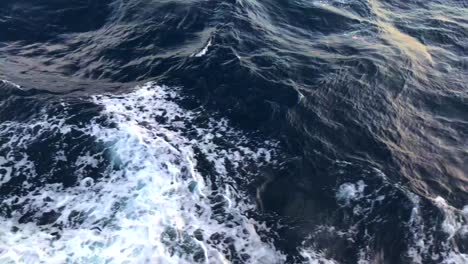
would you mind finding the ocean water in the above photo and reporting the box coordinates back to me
[0,0,467,263]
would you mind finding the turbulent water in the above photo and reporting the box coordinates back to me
[0,0,467,263]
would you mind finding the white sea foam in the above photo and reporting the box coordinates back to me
[332,163,468,264]
[193,39,212,57]
[462,206,468,236]
[0,79,23,90]
[399,193,468,264]
[0,82,285,263]
[433,196,466,238]
[299,247,338,264]
[335,180,366,206]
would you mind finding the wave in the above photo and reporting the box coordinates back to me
[0,0,467,262]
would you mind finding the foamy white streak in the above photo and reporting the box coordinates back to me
[0,82,285,264]
[193,39,212,57]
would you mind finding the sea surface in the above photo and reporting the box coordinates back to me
[0,0,467,263]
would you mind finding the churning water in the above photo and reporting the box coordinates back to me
[0,0,467,263]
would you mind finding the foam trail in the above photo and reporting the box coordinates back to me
[0,82,285,263]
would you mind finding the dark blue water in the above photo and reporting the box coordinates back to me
[0,0,467,263]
